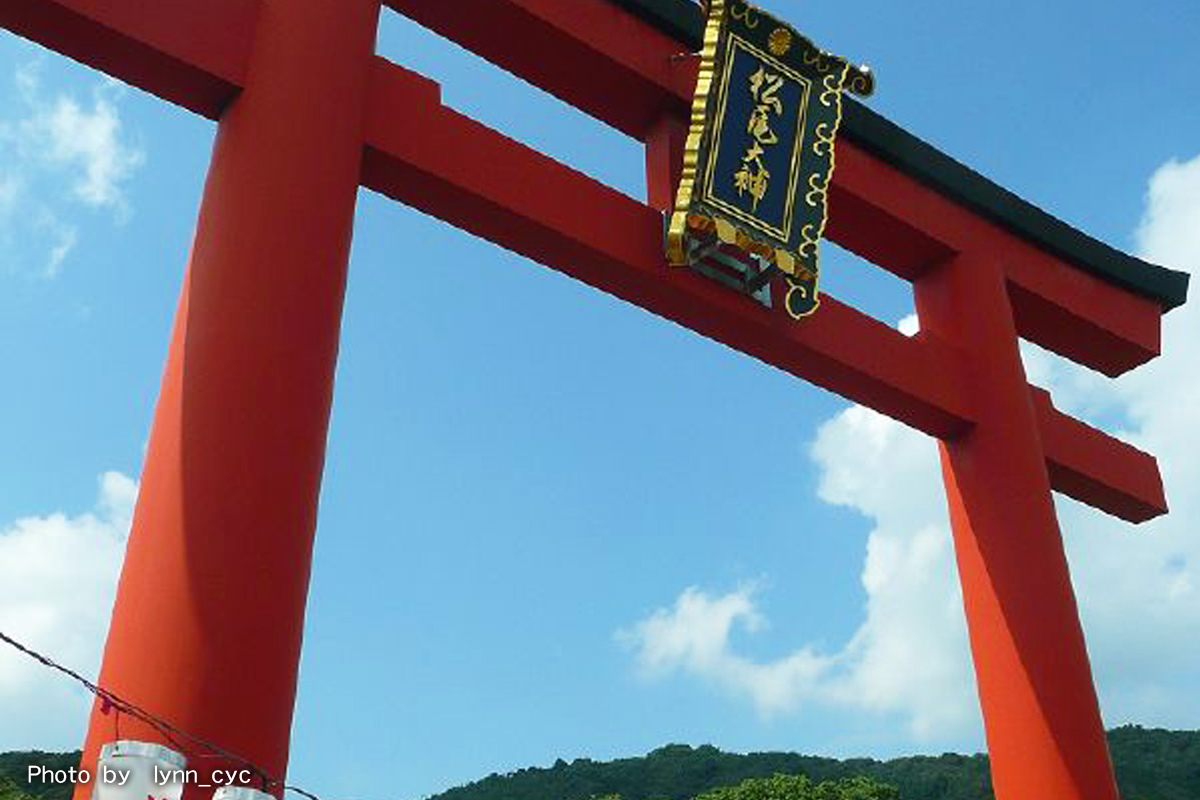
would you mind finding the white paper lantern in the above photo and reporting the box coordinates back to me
[92,741,188,800]
[214,788,275,800]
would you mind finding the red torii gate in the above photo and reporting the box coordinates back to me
[2,1,1188,799]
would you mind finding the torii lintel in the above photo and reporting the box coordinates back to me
[1,3,1189,800]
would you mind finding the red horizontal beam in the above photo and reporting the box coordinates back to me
[361,57,973,440]
[2,1,1166,521]
[383,0,1163,378]
[832,145,1163,378]
[0,0,254,119]
[360,57,1167,522]
[4,0,1161,377]
[382,0,692,140]
[1031,387,1166,522]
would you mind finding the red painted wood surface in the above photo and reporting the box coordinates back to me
[0,0,1162,375]
[919,253,1119,800]
[361,57,974,437]
[67,0,381,796]
[0,0,253,118]
[0,2,1175,800]
[384,0,1163,377]
[360,57,1164,521]
[1032,386,1166,522]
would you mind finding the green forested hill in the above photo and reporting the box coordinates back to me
[1,725,1196,800]
[1106,726,1200,800]
[425,743,987,800]
[0,752,78,800]
[1,775,34,800]
[423,726,1198,800]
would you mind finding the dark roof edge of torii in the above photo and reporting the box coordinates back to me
[611,0,1191,311]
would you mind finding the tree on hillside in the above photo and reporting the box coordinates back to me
[693,773,898,800]
[0,775,34,800]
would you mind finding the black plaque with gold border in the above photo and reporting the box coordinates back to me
[666,0,873,319]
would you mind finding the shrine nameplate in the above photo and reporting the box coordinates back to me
[666,0,874,319]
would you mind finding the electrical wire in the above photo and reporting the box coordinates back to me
[0,628,330,800]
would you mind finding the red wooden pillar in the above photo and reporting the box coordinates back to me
[644,114,687,212]
[73,0,381,794]
[916,253,1118,800]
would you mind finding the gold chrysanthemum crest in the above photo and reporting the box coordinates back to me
[768,27,792,56]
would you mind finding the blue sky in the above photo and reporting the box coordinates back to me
[1,2,1199,800]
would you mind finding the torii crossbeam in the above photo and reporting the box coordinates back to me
[2,1,1188,799]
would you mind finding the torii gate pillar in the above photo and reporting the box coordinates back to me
[2,1,1178,799]
[73,0,381,790]
[918,253,1117,799]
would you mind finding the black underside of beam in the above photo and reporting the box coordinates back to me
[610,0,1189,311]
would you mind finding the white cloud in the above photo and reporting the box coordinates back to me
[45,223,78,277]
[621,152,1200,743]
[0,174,19,217]
[15,60,41,104]
[32,207,79,279]
[0,472,136,750]
[811,404,980,739]
[618,584,834,718]
[1136,156,1200,269]
[620,406,978,741]
[0,62,143,277]
[1052,153,1200,729]
[22,81,144,215]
